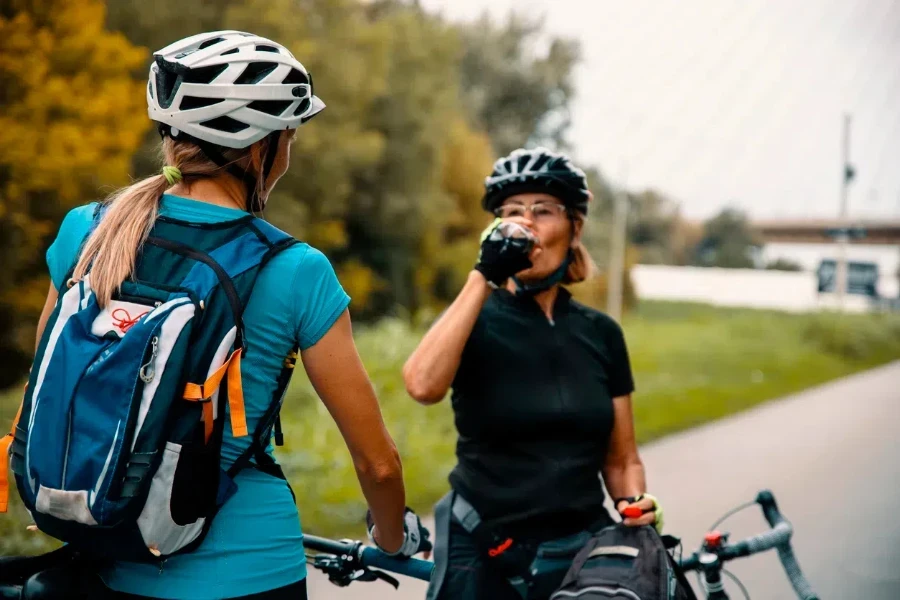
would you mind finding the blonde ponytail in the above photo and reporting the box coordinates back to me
[72,175,169,307]
[71,136,259,308]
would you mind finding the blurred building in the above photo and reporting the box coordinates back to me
[754,219,900,299]
[631,219,900,313]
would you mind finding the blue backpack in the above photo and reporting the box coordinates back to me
[2,208,298,562]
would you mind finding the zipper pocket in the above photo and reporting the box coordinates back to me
[60,402,74,485]
[552,586,642,600]
[61,341,113,489]
[106,328,164,499]
[111,296,195,498]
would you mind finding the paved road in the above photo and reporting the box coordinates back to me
[306,361,900,599]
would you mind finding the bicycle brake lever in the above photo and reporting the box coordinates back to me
[351,567,400,589]
[313,555,357,587]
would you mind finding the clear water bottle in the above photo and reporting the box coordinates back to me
[488,220,537,253]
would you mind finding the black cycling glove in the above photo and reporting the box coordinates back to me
[474,218,535,287]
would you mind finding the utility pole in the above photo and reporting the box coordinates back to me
[834,114,853,309]
[607,164,629,322]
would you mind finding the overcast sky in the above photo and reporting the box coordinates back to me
[421,0,900,220]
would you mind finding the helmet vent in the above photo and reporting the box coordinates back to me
[155,69,178,109]
[283,68,309,85]
[234,62,278,85]
[256,45,279,53]
[292,98,312,116]
[182,64,229,84]
[200,116,250,133]
[247,100,291,116]
[180,96,225,110]
[198,37,224,50]
[529,154,551,171]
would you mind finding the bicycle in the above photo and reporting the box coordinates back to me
[676,489,819,600]
[0,489,818,599]
[304,488,819,600]
[303,534,433,589]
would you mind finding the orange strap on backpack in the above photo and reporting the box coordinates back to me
[0,398,24,513]
[183,349,247,443]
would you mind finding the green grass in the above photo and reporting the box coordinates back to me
[3,301,900,555]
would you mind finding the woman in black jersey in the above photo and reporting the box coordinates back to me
[404,147,663,599]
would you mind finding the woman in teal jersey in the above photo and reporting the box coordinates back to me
[23,31,429,599]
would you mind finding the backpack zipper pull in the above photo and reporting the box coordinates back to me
[140,336,159,383]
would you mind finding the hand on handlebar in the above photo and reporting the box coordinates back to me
[367,507,433,559]
[616,493,665,534]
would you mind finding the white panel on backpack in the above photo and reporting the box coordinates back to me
[91,299,156,338]
[35,486,99,526]
[131,299,196,451]
[136,442,205,556]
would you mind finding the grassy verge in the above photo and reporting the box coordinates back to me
[3,301,900,555]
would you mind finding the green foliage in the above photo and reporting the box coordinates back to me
[4,303,899,552]
[104,0,583,321]
[694,207,760,269]
[766,257,803,272]
[624,303,900,441]
[0,0,589,361]
[0,0,149,386]
[457,13,581,154]
[801,311,900,361]
[0,0,589,412]
[626,189,701,267]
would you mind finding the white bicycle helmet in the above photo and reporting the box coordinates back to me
[147,30,324,149]
[483,147,591,215]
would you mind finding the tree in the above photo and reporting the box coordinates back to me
[422,117,495,306]
[766,258,803,272]
[105,0,245,177]
[102,0,583,319]
[693,208,760,269]
[625,189,701,266]
[106,0,240,55]
[0,0,148,386]
[456,13,580,155]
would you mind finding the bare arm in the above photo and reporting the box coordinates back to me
[301,309,406,552]
[35,282,58,352]
[402,270,492,404]
[602,394,648,505]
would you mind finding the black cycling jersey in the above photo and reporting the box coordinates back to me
[447,287,635,542]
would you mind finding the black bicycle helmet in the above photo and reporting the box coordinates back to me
[482,147,591,215]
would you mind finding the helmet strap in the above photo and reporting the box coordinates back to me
[513,249,573,297]
[255,131,282,212]
[512,215,578,297]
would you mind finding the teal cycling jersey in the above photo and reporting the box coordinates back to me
[44,194,351,600]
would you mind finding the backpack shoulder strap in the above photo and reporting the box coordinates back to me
[158,219,298,442]
[226,344,298,484]
[246,217,296,250]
